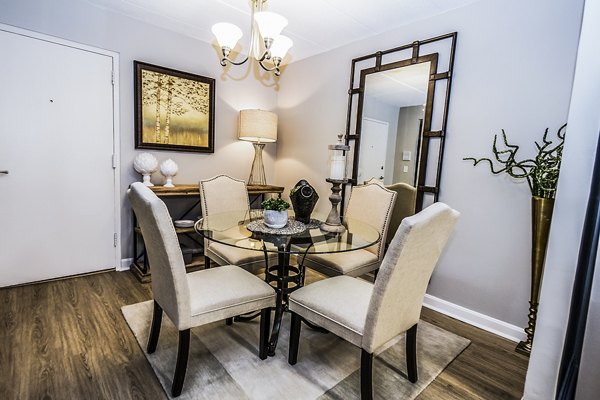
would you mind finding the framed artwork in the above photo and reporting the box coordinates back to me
[134,61,215,153]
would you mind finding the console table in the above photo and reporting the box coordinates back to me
[131,183,284,282]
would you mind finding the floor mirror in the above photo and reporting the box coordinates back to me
[343,32,458,212]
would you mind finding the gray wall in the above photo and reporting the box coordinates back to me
[275,0,584,327]
[393,106,423,185]
[524,0,600,397]
[0,0,279,259]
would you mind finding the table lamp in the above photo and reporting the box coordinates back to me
[239,109,278,186]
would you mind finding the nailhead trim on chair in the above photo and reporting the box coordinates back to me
[199,174,251,217]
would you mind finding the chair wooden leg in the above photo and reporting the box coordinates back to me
[171,329,190,397]
[147,300,162,354]
[204,255,211,269]
[259,308,271,360]
[288,312,302,365]
[406,324,418,383]
[361,349,374,400]
[225,317,233,326]
[372,268,379,281]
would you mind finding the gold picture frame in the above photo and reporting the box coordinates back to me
[134,61,215,153]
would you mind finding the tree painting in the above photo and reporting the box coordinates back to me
[135,62,215,153]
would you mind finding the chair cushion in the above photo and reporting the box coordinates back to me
[303,249,380,277]
[187,265,275,327]
[289,276,373,347]
[207,242,277,273]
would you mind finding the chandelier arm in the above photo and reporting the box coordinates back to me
[258,60,281,76]
[256,49,271,62]
[221,56,250,66]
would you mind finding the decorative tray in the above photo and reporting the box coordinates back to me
[246,218,321,235]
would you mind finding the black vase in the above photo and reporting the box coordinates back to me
[290,180,319,224]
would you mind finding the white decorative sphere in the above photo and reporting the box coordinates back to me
[160,159,178,188]
[160,159,178,177]
[133,153,158,186]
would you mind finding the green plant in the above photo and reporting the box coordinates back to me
[261,197,290,211]
[463,124,566,199]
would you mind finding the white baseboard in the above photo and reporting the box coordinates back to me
[423,294,526,343]
[119,258,133,272]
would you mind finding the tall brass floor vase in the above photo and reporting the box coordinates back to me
[516,196,555,356]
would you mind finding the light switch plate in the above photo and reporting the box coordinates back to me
[402,151,411,161]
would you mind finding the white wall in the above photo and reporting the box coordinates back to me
[0,0,279,258]
[275,0,583,328]
[524,0,600,397]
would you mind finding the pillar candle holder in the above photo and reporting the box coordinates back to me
[320,178,348,233]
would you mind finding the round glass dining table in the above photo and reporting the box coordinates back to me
[194,209,380,356]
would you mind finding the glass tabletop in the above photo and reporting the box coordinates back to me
[195,210,380,255]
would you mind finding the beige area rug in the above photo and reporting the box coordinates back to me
[122,301,470,399]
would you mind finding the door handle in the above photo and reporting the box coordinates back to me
[0,170,8,175]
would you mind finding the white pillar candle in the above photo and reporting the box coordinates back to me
[330,157,346,180]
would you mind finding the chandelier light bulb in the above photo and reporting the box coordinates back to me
[211,22,243,50]
[254,11,288,41]
[270,35,293,59]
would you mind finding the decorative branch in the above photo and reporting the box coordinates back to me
[464,124,567,199]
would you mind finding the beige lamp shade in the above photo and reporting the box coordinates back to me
[238,109,278,143]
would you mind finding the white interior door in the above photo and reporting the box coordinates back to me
[0,28,118,287]
[358,118,389,183]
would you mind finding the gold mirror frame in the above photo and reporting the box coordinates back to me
[344,33,457,212]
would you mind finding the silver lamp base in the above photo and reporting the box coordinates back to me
[248,142,267,186]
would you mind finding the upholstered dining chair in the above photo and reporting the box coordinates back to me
[128,182,276,397]
[303,182,397,277]
[199,174,276,272]
[384,182,417,246]
[287,202,459,400]
[364,178,417,247]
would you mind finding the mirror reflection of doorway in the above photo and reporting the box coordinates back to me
[358,118,388,183]
[360,62,428,186]
[393,108,424,185]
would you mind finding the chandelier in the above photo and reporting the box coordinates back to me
[212,0,293,76]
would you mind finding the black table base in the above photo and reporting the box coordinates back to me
[264,244,307,356]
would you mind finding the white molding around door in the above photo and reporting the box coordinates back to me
[0,22,121,275]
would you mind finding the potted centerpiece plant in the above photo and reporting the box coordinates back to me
[464,123,566,356]
[261,197,291,229]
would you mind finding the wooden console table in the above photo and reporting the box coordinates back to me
[131,183,284,282]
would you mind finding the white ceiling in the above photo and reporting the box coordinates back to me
[365,62,430,108]
[85,0,480,63]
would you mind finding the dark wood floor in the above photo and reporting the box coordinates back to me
[0,270,529,399]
